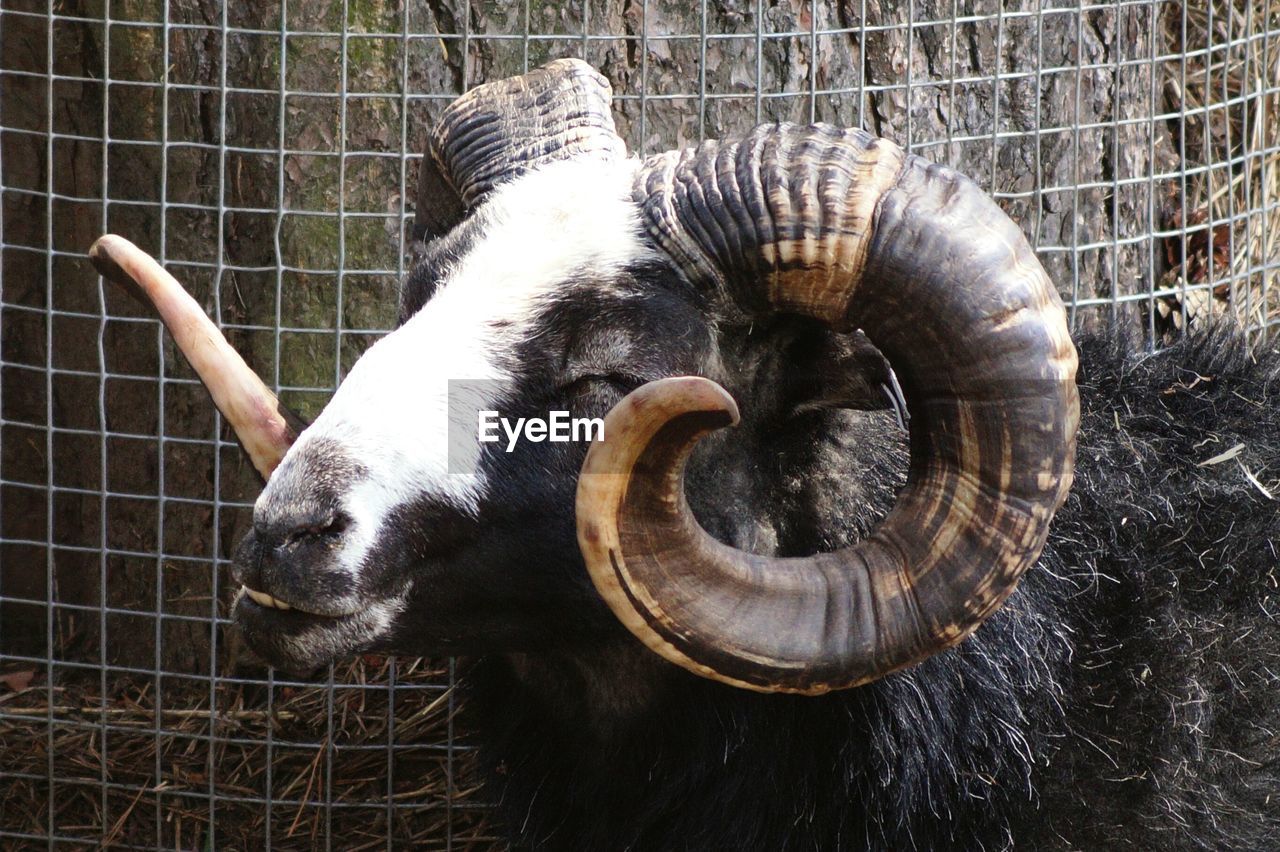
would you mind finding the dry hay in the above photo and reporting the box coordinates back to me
[0,656,499,850]
[1158,0,1280,336]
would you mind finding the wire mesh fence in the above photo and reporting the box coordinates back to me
[2,0,1277,848]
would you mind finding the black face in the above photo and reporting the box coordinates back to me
[229,241,717,674]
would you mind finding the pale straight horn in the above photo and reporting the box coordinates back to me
[89,234,300,479]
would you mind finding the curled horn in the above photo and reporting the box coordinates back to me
[576,124,1079,695]
[414,58,627,244]
[89,235,302,479]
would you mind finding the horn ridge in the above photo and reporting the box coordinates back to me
[415,58,627,244]
[634,124,905,325]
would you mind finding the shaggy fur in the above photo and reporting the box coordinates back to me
[464,327,1280,851]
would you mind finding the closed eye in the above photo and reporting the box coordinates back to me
[559,373,642,397]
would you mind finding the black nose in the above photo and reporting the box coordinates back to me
[252,505,348,552]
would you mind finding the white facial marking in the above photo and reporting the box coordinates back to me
[261,157,650,574]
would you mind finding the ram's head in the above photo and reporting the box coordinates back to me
[92,59,1078,695]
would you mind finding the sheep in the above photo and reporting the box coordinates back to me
[90,59,1279,850]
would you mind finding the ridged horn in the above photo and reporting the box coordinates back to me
[89,235,302,480]
[414,58,627,244]
[576,124,1080,695]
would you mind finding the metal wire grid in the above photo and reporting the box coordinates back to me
[1,0,1278,848]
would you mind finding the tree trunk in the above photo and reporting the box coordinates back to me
[1,0,319,670]
[853,0,1179,325]
[454,0,1176,316]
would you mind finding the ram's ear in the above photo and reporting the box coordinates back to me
[783,330,905,423]
[414,58,627,245]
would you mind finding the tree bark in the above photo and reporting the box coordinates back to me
[1,0,297,670]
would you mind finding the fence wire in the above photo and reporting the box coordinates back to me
[2,0,1278,848]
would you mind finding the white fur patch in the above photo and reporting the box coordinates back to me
[260,157,650,574]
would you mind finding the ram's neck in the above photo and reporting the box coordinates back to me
[495,644,677,739]
[461,629,1054,852]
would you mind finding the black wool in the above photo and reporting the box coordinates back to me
[463,327,1280,852]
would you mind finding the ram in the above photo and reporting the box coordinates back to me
[91,60,1278,850]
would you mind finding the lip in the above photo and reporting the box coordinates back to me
[236,585,364,618]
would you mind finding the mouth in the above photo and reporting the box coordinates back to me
[241,586,296,611]
[232,586,405,674]
[236,584,366,618]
